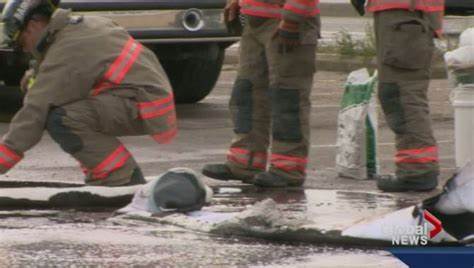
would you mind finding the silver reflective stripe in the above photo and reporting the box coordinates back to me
[94,148,131,178]
[285,0,318,10]
[241,5,282,15]
[272,159,304,167]
[108,41,139,83]
[0,151,14,167]
[139,102,174,116]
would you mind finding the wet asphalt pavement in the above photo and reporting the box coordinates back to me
[0,69,455,267]
[0,188,409,267]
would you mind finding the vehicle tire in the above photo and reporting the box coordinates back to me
[160,48,225,104]
[3,72,23,87]
[1,63,27,86]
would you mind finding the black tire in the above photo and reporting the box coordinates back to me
[0,51,29,87]
[160,48,225,104]
[2,71,23,86]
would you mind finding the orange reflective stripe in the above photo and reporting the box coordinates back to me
[137,94,175,120]
[0,144,21,169]
[271,154,307,173]
[229,147,250,156]
[367,0,444,12]
[284,0,320,16]
[395,146,439,164]
[103,38,135,82]
[272,162,306,172]
[241,0,281,9]
[92,37,143,96]
[397,146,437,156]
[284,4,319,16]
[241,0,320,18]
[240,0,283,18]
[0,158,14,169]
[79,163,89,176]
[240,8,282,18]
[252,152,267,169]
[113,42,143,84]
[271,154,308,164]
[227,154,249,166]
[227,147,267,169]
[92,145,131,179]
[289,0,318,7]
[367,3,443,12]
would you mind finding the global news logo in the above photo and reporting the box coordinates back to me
[388,210,442,246]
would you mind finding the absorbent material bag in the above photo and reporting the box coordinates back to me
[336,68,378,180]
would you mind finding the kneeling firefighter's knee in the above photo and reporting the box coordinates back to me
[46,107,84,154]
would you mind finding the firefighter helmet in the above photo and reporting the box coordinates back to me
[1,0,60,47]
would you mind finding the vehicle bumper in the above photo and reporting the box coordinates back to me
[79,8,240,43]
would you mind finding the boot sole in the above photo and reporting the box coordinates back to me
[202,169,254,184]
[377,181,438,193]
[254,179,304,188]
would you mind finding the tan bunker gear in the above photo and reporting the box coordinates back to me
[221,0,320,185]
[0,9,177,186]
[370,0,444,189]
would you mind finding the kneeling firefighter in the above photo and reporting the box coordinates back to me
[351,0,444,192]
[0,0,177,186]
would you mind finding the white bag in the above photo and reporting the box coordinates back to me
[336,68,378,180]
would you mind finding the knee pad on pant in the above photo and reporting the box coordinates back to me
[230,79,253,134]
[46,107,84,154]
[378,83,407,135]
[271,88,302,142]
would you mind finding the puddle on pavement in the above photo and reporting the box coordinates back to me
[0,186,411,267]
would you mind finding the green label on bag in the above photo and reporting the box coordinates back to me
[340,78,377,110]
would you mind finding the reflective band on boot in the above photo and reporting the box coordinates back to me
[89,144,132,180]
[396,146,439,164]
[0,144,22,172]
[271,153,307,174]
[227,147,267,170]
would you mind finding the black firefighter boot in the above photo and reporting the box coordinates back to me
[375,172,438,192]
[202,164,255,184]
[253,171,304,188]
[119,167,146,186]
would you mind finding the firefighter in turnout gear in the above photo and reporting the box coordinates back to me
[202,0,320,187]
[351,0,444,192]
[0,0,177,186]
